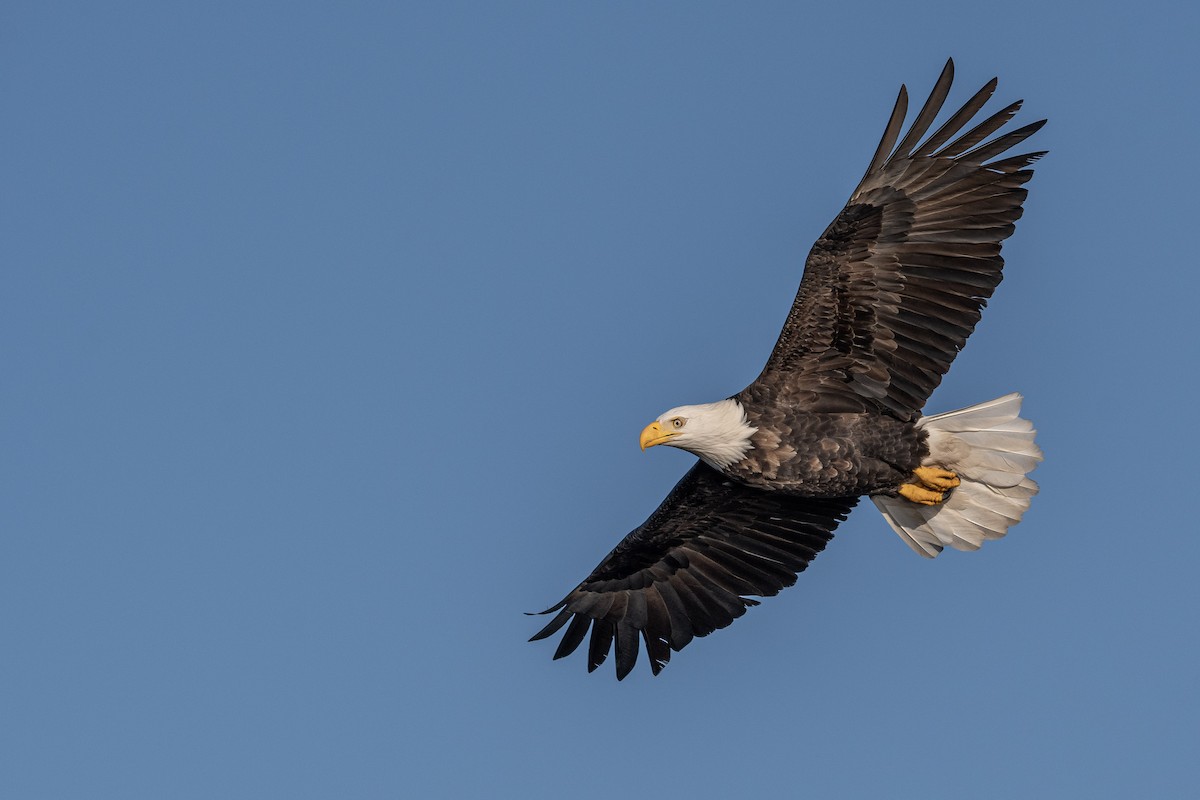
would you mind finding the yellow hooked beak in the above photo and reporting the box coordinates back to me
[640,421,677,451]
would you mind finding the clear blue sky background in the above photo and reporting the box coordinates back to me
[5,2,1198,798]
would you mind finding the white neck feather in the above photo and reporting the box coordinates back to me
[660,398,757,470]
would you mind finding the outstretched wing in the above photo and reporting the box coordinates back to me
[756,59,1046,420]
[530,462,857,679]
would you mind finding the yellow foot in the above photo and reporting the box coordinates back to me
[897,483,946,506]
[912,466,960,492]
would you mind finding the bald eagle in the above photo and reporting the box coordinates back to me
[531,60,1045,679]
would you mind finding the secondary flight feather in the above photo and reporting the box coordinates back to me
[530,60,1045,679]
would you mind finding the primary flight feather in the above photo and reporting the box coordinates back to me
[531,60,1045,679]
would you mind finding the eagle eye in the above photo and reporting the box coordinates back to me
[670,417,685,429]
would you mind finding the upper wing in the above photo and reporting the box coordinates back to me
[529,462,857,679]
[756,59,1046,419]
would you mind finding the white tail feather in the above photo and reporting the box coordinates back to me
[872,393,1043,558]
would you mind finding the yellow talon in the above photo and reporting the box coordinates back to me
[897,483,946,506]
[912,466,960,492]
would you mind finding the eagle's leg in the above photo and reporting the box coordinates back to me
[897,483,946,505]
[895,467,960,505]
[912,466,960,492]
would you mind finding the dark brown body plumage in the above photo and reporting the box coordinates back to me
[532,60,1045,679]
[730,397,928,498]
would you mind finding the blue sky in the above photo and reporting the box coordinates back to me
[5,2,1199,797]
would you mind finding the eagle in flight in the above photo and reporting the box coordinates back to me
[530,60,1045,679]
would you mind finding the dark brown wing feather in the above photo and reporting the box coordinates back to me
[530,462,857,679]
[757,59,1046,419]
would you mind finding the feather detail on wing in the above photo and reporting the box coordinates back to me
[530,463,857,679]
[757,59,1046,419]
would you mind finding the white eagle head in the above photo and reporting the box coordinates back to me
[639,398,757,470]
